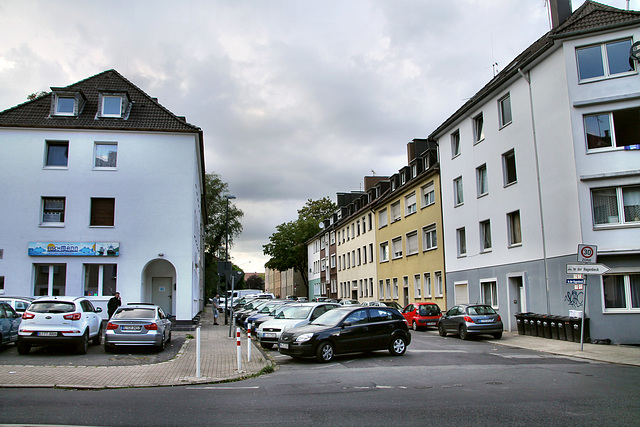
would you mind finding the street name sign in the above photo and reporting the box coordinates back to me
[566,264,610,275]
[566,278,585,285]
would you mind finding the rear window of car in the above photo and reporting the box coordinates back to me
[276,306,313,319]
[419,304,441,316]
[29,302,76,313]
[113,308,156,319]
[467,306,496,315]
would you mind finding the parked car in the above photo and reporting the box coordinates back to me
[250,302,295,333]
[438,304,503,340]
[0,302,21,346]
[104,304,172,352]
[17,296,103,354]
[244,300,290,331]
[0,296,35,313]
[339,299,359,306]
[234,299,271,327]
[278,305,411,362]
[257,302,340,349]
[402,302,442,331]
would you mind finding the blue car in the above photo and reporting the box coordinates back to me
[0,302,21,346]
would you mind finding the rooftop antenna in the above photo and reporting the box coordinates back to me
[371,169,376,176]
[492,62,499,77]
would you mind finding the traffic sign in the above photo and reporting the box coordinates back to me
[578,244,597,263]
[566,263,610,275]
[566,278,585,285]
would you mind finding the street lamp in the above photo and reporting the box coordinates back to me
[224,194,236,325]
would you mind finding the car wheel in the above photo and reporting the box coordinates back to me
[17,341,31,355]
[438,323,447,337]
[261,343,273,349]
[167,331,172,343]
[492,332,503,339]
[157,333,166,352]
[389,336,407,356]
[412,320,420,331]
[76,331,89,354]
[459,325,470,341]
[315,341,334,363]
[92,325,103,346]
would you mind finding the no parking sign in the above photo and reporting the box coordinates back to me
[577,244,597,263]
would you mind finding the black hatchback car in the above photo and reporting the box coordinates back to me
[278,305,411,363]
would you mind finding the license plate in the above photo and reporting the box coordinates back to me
[121,325,141,331]
[37,331,58,337]
[279,343,289,349]
[426,322,436,326]
[264,333,276,338]
[479,319,494,323]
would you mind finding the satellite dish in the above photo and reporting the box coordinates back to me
[319,221,325,229]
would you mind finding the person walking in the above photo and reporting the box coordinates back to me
[212,294,220,325]
[108,292,121,318]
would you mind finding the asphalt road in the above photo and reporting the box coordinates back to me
[1,329,639,426]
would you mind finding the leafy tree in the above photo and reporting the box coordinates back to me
[27,91,48,101]
[245,274,265,291]
[263,197,336,296]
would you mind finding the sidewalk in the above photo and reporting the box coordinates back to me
[0,308,271,389]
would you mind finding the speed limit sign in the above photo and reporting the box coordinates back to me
[578,244,597,263]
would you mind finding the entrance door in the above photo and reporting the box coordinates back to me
[508,276,525,332]
[152,277,173,315]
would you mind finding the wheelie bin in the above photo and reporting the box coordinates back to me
[570,316,590,343]
[548,316,560,340]
[562,316,574,342]
[535,315,545,337]
[515,312,530,335]
[541,316,552,339]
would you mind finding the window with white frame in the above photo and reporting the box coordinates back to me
[456,227,466,257]
[45,141,69,167]
[502,149,517,186]
[424,273,432,297]
[369,243,374,263]
[84,264,117,296]
[392,237,403,259]
[421,181,435,207]
[414,274,422,298]
[379,280,385,299]
[378,208,388,228]
[405,192,417,216]
[94,142,118,168]
[584,107,640,151]
[393,278,399,299]
[473,113,484,143]
[41,197,65,224]
[592,185,640,225]
[380,242,389,262]
[602,274,639,311]
[576,38,635,82]
[476,163,488,197]
[357,249,361,266]
[330,254,336,269]
[34,264,67,296]
[330,231,335,245]
[435,272,443,297]
[480,220,492,252]
[422,224,437,251]
[451,129,461,158]
[454,176,464,206]
[391,201,401,222]
[507,210,522,246]
[498,93,512,128]
[90,198,115,226]
[101,95,123,117]
[54,95,76,116]
[481,280,498,307]
[386,279,391,299]
[406,231,418,256]
[362,246,367,264]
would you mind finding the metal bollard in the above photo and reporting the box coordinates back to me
[247,322,252,362]
[196,326,201,378]
[236,327,242,371]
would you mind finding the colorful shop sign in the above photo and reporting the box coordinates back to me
[28,242,120,256]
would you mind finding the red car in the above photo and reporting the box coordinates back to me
[402,302,442,331]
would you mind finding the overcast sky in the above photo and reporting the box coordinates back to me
[1,0,636,272]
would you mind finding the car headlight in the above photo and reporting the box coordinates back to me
[295,333,314,343]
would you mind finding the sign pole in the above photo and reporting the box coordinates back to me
[228,273,235,338]
[580,276,587,352]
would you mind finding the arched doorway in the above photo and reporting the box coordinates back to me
[141,258,176,316]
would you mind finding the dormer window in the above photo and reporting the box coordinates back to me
[98,92,130,119]
[56,97,76,115]
[51,89,86,117]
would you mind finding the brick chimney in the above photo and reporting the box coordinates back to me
[550,0,572,28]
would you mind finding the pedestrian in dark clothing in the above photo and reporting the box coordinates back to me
[108,292,121,318]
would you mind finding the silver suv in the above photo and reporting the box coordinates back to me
[18,296,103,354]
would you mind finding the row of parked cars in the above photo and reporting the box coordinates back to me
[0,295,172,354]
[228,296,503,363]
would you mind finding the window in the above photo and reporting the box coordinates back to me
[405,192,416,216]
[480,220,492,251]
[378,208,388,228]
[507,210,522,246]
[41,197,65,224]
[457,227,467,257]
[84,264,117,296]
[55,96,76,115]
[90,198,115,226]
[0,276,4,293]
[422,224,437,251]
[393,278,399,299]
[380,242,389,262]
[454,177,464,206]
[94,142,117,168]
[414,274,422,298]
[102,95,123,117]
[584,107,640,151]
[498,93,512,128]
[502,149,517,186]
[451,129,461,158]
[357,249,361,266]
[592,185,640,225]
[602,274,639,311]
[391,202,401,222]
[476,164,488,197]
[406,231,418,256]
[45,141,69,167]
[481,280,498,307]
[473,113,484,143]
[34,264,67,296]
[330,254,336,269]
[363,246,367,264]
[330,231,336,245]
[386,279,392,300]
[379,280,385,299]
[435,272,443,297]
[369,243,374,263]
[424,273,432,298]
[422,181,435,207]
[392,237,403,259]
[576,39,635,81]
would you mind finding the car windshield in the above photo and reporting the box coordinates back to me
[275,306,313,319]
[311,309,346,326]
[467,305,497,315]
[113,308,155,319]
[419,305,440,316]
[29,302,75,313]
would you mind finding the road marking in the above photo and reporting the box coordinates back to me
[188,386,260,390]
[490,353,544,359]
[408,349,467,353]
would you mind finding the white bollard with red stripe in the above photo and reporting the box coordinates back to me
[247,322,252,362]
[236,327,242,371]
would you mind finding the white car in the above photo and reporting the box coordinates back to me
[0,296,35,313]
[18,296,103,354]
[257,303,339,349]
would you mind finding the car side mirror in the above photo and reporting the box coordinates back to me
[342,321,352,328]
[96,307,103,313]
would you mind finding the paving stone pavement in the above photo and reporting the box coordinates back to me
[0,308,271,389]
